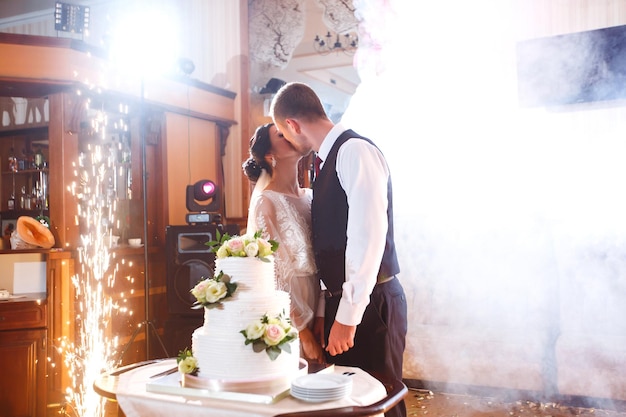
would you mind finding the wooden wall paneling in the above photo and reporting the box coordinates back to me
[128,112,144,243]
[143,111,165,246]
[233,0,251,225]
[163,113,219,226]
[143,110,168,359]
[46,251,74,414]
[215,122,230,221]
[47,92,80,250]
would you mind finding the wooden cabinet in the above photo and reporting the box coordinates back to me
[0,297,47,417]
[0,252,74,417]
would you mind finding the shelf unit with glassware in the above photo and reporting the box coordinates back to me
[0,126,49,220]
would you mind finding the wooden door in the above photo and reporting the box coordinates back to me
[0,327,46,417]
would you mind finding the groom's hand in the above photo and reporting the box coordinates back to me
[325,321,356,356]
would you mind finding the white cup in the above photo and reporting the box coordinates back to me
[128,238,142,247]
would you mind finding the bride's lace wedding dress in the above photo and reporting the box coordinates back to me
[247,188,320,332]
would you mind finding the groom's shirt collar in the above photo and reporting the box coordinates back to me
[318,123,346,162]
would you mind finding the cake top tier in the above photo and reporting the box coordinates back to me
[207,230,279,260]
[214,256,276,296]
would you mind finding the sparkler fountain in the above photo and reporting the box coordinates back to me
[56,11,179,412]
[60,98,131,417]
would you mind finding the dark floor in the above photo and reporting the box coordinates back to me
[405,388,626,417]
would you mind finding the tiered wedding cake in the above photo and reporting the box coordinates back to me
[183,232,301,384]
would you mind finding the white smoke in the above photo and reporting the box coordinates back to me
[343,0,626,401]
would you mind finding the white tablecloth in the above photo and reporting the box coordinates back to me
[115,359,387,417]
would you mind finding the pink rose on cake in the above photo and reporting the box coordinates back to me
[263,323,286,346]
[240,311,298,361]
[190,271,237,309]
[223,236,246,256]
[207,230,278,261]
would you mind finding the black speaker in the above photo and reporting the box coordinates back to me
[165,223,241,316]
[164,316,203,356]
[165,225,218,316]
[164,224,241,354]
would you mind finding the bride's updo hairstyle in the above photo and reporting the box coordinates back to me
[242,123,274,182]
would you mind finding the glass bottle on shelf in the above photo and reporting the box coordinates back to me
[18,149,26,171]
[40,171,48,209]
[20,186,32,209]
[7,161,16,209]
[31,186,38,210]
[34,147,44,169]
[29,148,35,169]
[25,189,32,210]
[8,148,17,172]
[19,186,25,209]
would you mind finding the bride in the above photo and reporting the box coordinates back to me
[242,123,324,363]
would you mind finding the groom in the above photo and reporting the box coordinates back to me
[270,82,408,417]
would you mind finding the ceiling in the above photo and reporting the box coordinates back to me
[287,0,360,94]
[250,0,360,119]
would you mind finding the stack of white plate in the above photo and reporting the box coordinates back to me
[290,373,353,403]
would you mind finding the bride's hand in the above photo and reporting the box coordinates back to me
[313,316,325,348]
[299,327,324,363]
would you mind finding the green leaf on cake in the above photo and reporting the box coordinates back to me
[252,340,267,353]
[278,341,292,354]
[267,346,281,361]
[205,230,232,253]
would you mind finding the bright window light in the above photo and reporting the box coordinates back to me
[108,4,180,79]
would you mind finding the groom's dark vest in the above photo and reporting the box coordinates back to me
[311,130,400,295]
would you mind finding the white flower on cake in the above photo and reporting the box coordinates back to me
[240,311,298,361]
[244,320,266,340]
[207,230,278,261]
[190,271,237,309]
[177,348,198,375]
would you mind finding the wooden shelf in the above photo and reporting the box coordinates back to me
[0,124,48,136]
[1,168,49,175]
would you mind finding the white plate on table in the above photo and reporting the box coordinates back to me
[291,373,352,402]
